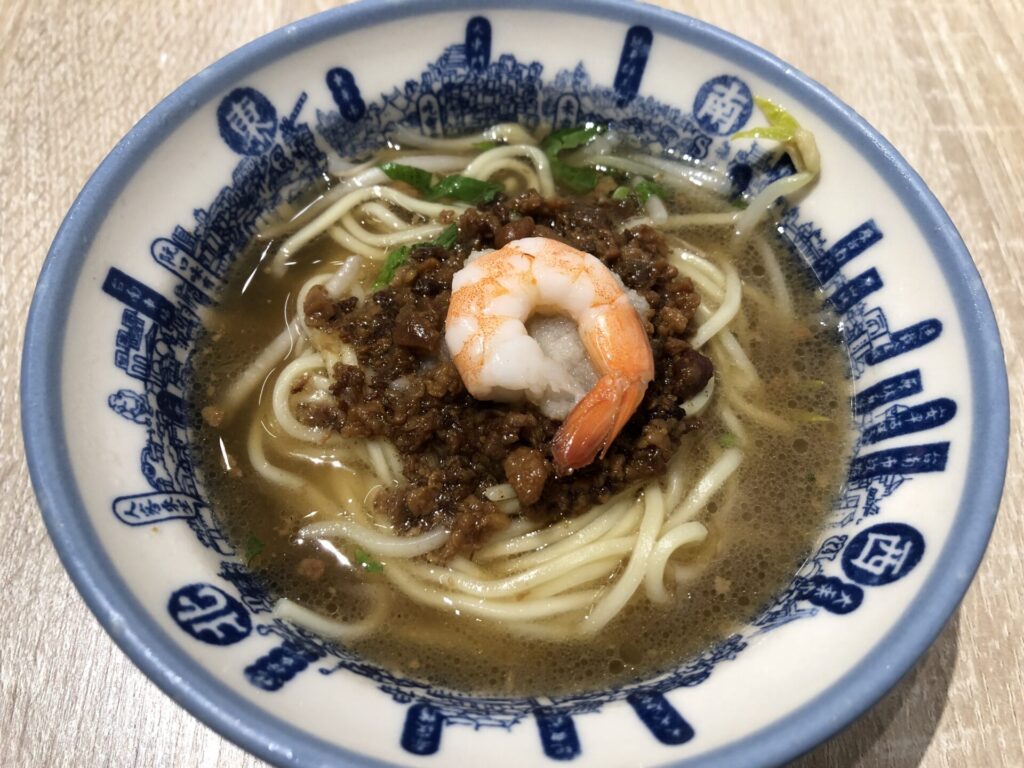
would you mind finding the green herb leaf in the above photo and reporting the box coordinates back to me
[426,175,502,204]
[551,160,601,194]
[431,223,459,249]
[540,123,607,194]
[611,179,669,204]
[244,535,263,562]
[718,433,738,449]
[633,179,669,204]
[382,163,503,204]
[379,162,434,194]
[473,139,500,150]
[372,224,459,290]
[372,245,411,290]
[540,123,606,155]
[355,548,384,573]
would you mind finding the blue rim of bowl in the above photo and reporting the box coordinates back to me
[21,1,1009,766]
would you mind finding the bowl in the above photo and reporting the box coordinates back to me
[21,1,1009,766]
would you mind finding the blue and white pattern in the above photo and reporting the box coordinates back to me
[103,93,327,556]
[693,75,753,135]
[168,583,252,645]
[95,16,953,759]
[842,523,925,586]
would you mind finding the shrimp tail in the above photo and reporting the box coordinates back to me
[551,374,648,476]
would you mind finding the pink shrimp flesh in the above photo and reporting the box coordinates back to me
[444,237,654,475]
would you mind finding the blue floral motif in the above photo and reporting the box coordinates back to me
[102,90,327,555]
[726,142,797,197]
[168,583,252,645]
[317,17,545,155]
[218,87,279,155]
[316,17,722,164]
[228,595,747,756]
[752,536,848,632]
[613,26,653,106]
[326,68,367,123]
[218,561,274,614]
[100,15,953,760]
[693,75,753,135]
[842,523,925,586]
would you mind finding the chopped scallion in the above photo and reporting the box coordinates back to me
[430,222,459,249]
[540,123,606,155]
[372,246,411,290]
[378,163,501,204]
[244,535,263,562]
[379,162,433,195]
[426,174,502,204]
[632,178,669,204]
[541,123,606,193]
[552,162,601,194]
[372,224,459,290]
[355,548,384,573]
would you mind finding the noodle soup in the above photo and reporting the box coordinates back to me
[191,121,851,695]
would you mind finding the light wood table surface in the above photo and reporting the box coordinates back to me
[2,1,1021,766]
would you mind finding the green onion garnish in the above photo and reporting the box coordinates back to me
[426,175,502,204]
[541,123,606,193]
[372,223,459,290]
[244,535,263,562]
[379,162,434,195]
[355,548,384,573]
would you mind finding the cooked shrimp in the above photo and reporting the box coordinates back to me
[445,237,654,475]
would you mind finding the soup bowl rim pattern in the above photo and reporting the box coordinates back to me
[21,1,1009,766]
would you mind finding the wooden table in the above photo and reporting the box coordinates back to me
[2,1,1021,765]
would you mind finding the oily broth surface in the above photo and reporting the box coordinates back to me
[191,201,851,696]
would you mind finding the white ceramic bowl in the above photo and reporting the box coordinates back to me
[22,1,1009,766]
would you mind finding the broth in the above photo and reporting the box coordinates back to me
[190,138,851,696]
